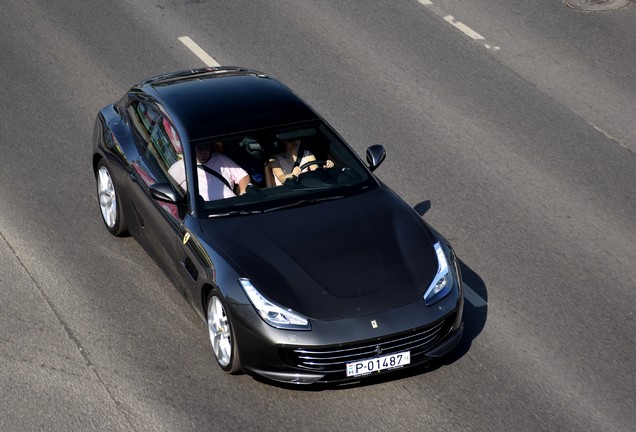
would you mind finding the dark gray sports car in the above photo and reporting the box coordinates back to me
[92,67,463,384]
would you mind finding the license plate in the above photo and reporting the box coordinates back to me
[346,350,411,377]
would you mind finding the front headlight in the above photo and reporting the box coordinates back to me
[423,242,456,306]
[239,278,311,330]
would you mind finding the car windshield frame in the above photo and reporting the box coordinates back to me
[183,121,378,217]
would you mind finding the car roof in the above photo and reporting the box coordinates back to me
[138,67,320,142]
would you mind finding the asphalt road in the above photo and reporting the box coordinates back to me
[1,1,634,431]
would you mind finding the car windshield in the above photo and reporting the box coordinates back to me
[170,122,375,216]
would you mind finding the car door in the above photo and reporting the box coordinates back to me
[124,99,185,286]
[171,214,214,315]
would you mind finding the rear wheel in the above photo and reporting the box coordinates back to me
[96,160,127,236]
[207,290,241,374]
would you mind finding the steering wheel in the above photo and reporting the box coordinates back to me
[299,160,327,171]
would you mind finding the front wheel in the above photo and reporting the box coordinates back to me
[96,160,127,236]
[207,290,241,374]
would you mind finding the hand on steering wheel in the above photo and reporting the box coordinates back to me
[299,160,327,171]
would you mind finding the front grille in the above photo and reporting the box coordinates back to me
[281,316,453,375]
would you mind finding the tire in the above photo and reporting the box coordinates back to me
[207,290,242,374]
[96,159,128,236]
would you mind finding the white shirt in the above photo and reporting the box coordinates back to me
[169,153,248,201]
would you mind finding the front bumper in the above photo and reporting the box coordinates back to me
[251,322,464,385]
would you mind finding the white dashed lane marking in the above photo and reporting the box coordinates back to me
[444,15,485,40]
[179,36,220,67]
[418,1,500,50]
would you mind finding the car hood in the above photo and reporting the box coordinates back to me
[200,188,438,321]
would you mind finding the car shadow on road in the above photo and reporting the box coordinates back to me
[411,200,489,369]
[440,259,488,365]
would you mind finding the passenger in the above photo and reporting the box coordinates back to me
[169,141,250,201]
[269,137,333,186]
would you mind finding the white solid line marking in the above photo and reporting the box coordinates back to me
[443,15,485,40]
[418,0,434,5]
[463,282,488,308]
[178,36,220,67]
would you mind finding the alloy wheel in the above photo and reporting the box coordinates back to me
[207,296,232,367]
[97,165,117,229]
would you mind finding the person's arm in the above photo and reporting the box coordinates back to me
[214,153,250,194]
[304,154,318,171]
[237,174,250,194]
[270,157,300,183]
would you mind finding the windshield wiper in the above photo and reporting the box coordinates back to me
[262,195,344,213]
[205,194,344,217]
[207,209,263,218]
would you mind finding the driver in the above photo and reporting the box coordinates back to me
[269,137,326,185]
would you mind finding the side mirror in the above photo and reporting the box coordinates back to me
[150,182,181,204]
[366,145,386,172]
